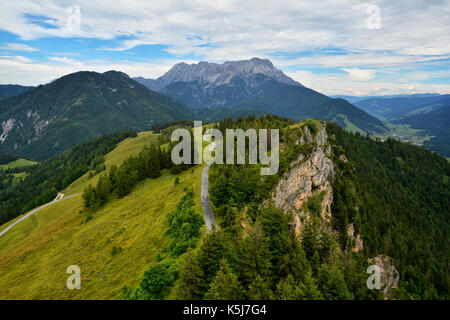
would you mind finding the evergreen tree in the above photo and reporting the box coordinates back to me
[275,275,305,300]
[317,264,353,300]
[247,275,274,300]
[82,184,95,208]
[205,259,241,300]
[237,224,272,287]
[175,250,204,300]
[298,269,323,300]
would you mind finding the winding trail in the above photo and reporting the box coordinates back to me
[201,164,217,232]
[0,193,78,238]
[201,140,218,232]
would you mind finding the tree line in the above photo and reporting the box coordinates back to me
[82,135,195,211]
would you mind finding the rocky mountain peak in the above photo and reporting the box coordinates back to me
[140,57,301,91]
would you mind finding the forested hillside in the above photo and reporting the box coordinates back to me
[0,71,191,160]
[327,123,449,299]
[124,115,449,300]
[0,84,33,100]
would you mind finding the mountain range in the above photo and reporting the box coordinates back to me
[351,94,450,120]
[0,58,391,161]
[134,58,388,135]
[0,71,191,160]
[331,93,441,104]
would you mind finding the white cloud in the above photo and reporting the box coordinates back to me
[48,56,84,67]
[286,70,450,96]
[0,0,449,95]
[0,55,33,63]
[0,43,38,52]
[0,53,448,96]
[1,0,449,61]
[272,52,450,69]
[342,68,377,81]
[0,55,179,85]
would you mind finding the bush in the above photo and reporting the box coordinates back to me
[111,246,122,256]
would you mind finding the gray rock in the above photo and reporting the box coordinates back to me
[134,57,302,91]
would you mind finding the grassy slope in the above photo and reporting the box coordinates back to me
[0,131,204,299]
[0,158,37,169]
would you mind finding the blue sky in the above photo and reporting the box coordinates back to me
[0,0,449,96]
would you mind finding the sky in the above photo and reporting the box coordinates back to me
[0,0,449,96]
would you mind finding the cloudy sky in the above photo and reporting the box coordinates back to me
[0,0,449,96]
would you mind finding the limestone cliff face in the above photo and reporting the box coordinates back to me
[347,223,363,252]
[272,123,334,235]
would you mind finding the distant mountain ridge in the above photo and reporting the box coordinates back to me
[134,58,388,135]
[0,71,192,160]
[332,93,441,104]
[353,94,450,120]
[0,84,33,100]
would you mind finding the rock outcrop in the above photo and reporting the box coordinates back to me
[272,122,334,235]
[347,223,363,252]
[368,255,400,299]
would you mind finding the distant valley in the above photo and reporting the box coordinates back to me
[339,94,450,157]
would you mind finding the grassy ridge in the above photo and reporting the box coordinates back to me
[0,158,37,170]
[0,131,204,299]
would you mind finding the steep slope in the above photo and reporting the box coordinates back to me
[0,71,192,160]
[0,84,33,100]
[135,58,387,135]
[327,123,450,299]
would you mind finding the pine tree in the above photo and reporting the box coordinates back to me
[298,269,323,300]
[82,184,95,208]
[205,259,241,300]
[247,274,274,300]
[275,275,304,300]
[175,250,204,299]
[317,264,353,300]
[237,224,271,287]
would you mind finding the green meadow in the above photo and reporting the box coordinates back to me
[0,131,204,299]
